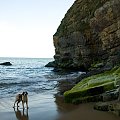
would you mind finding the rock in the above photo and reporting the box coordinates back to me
[94,102,110,111]
[63,67,120,104]
[94,101,119,111]
[0,62,12,66]
[94,101,120,116]
[110,103,120,116]
[53,0,120,70]
[45,61,56,67]
[102,88,119,102]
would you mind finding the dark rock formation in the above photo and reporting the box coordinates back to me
[53,0,120,70]
[94,102,110,111]
[102,88,119,102]
[0,62,12,66]
[94,101,120,116]
[45,61,55,67]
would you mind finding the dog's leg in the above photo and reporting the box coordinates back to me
[17,101,20,108]
[13,100,17,108]
[23,108,25,116]
[17,102,18,108]
[22,101,24,109]
[26,108,28,117]
[13,102,16,108]
[26,101,28,109]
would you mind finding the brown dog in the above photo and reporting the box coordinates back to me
[13,92,28,109]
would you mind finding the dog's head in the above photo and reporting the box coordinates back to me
[22,92,28,96]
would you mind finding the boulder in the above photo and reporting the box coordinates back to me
[94,101,120,116]
[94,102,110,111]
[0,62,12,66]
[45,61,55,67]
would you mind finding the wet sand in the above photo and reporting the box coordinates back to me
[0,93,59,120]
[0,94,120,120]
[58,103,120,120]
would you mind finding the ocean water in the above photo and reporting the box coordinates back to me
[0,58,56,98]
[0,57,81,120]
[0,57,81,98]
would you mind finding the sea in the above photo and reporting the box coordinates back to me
[0,57,56,98]
[0,57,81,120]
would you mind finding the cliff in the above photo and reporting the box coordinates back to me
[53,0,120,70]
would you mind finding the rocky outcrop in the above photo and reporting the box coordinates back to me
[94,101,120,116]
[63,67,120,104]
[53,0,120,70]
[45,61,56,67]
[0,62,12,66]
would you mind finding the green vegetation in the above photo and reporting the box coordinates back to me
[90,62,104,70]
[64,67,120,103]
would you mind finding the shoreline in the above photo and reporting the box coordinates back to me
[0,93,120,120]
[0,102,119,120]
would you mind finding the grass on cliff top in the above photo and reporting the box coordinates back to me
[64,67,120,103]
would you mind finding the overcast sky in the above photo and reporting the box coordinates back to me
[0,0,75,58]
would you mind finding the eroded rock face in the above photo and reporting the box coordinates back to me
[53,0,120,70]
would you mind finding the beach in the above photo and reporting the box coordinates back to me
[0,92,78,120]
[0,58,120,120]
[0,94,120,120]
[0,93,59,120]
[58,103,120,120]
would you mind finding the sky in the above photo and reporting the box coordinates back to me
[0,0,75,58]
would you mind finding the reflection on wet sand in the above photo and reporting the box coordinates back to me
[55,94,78,114]
[14,108,29,120]
[54,93,120,120]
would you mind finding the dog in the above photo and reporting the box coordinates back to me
[13,92,28,109]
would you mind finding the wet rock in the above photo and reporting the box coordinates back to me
[110,103,120,116]
[94,101,120,116]
[94,102,110,111]
[102,88,119,102]
[45,61,55,67]
[0,62,12,66]
[57,80,75,95]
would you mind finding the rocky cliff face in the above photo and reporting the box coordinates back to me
[53,0,120,70]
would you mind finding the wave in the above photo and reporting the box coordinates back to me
[0,79,40,88]
[0,57,82,99]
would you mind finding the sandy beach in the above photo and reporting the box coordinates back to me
[0,93,119,120]
[58,103,120,120]
[0,93,59,120]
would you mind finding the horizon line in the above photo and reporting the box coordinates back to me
[0,56,54,59]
